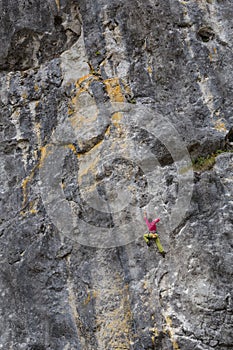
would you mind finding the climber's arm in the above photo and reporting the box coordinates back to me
[144,213,151,229]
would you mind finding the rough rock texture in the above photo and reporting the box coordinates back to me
[0,0,233,349]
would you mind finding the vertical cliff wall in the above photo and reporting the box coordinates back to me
[0,1,232,349]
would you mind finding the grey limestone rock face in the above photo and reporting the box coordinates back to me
[0,0,233,349]
[0,0,81,71]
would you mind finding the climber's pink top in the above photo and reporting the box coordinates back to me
[144,216,160,232]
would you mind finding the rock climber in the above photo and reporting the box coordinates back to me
[143,212,166,258]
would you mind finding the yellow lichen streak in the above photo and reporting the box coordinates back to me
[112,111,123,132]
[55,0,60,11]
[66,144,77,154]
[164,315,180,350]
[150,323,159,346]
[104,77,125,103]
[21,174,34,214]
[95,273,134,349]
[34,84,39,92]
[38,145,51,169]
[214,119,227,133]
[21,91,28,100]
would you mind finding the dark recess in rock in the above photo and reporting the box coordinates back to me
[197,26,215,42]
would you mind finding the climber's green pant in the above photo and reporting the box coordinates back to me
[143,233,165,253]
